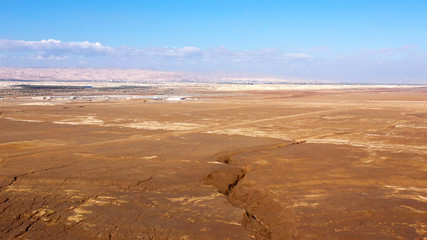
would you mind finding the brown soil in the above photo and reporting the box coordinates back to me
[0,86,426,239]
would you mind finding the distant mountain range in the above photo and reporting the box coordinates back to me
[0,67,323,84]
[0,67,184,82]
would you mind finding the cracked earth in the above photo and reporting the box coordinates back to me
[0,86,426,239]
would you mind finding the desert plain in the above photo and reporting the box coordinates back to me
[0,84,426,239]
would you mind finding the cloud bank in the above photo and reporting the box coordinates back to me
[0,39,315,62]
[0,39,114,55]
[0,39,426,84]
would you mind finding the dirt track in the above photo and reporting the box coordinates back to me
[0,86,426,239]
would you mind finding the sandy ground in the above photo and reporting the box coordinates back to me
[0,85,426,239]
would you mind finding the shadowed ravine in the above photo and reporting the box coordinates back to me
[204,141,305,239]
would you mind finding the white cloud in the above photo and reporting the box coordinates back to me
[19,54,69,61]
[202,47,315,63]
[283,53,314,60]
[0,39,115,55]
[143,46,203,58]
[36,55,69,61]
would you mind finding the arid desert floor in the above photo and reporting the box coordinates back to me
[0,85,426,239]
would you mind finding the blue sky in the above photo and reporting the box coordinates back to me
[0,0,426,83]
